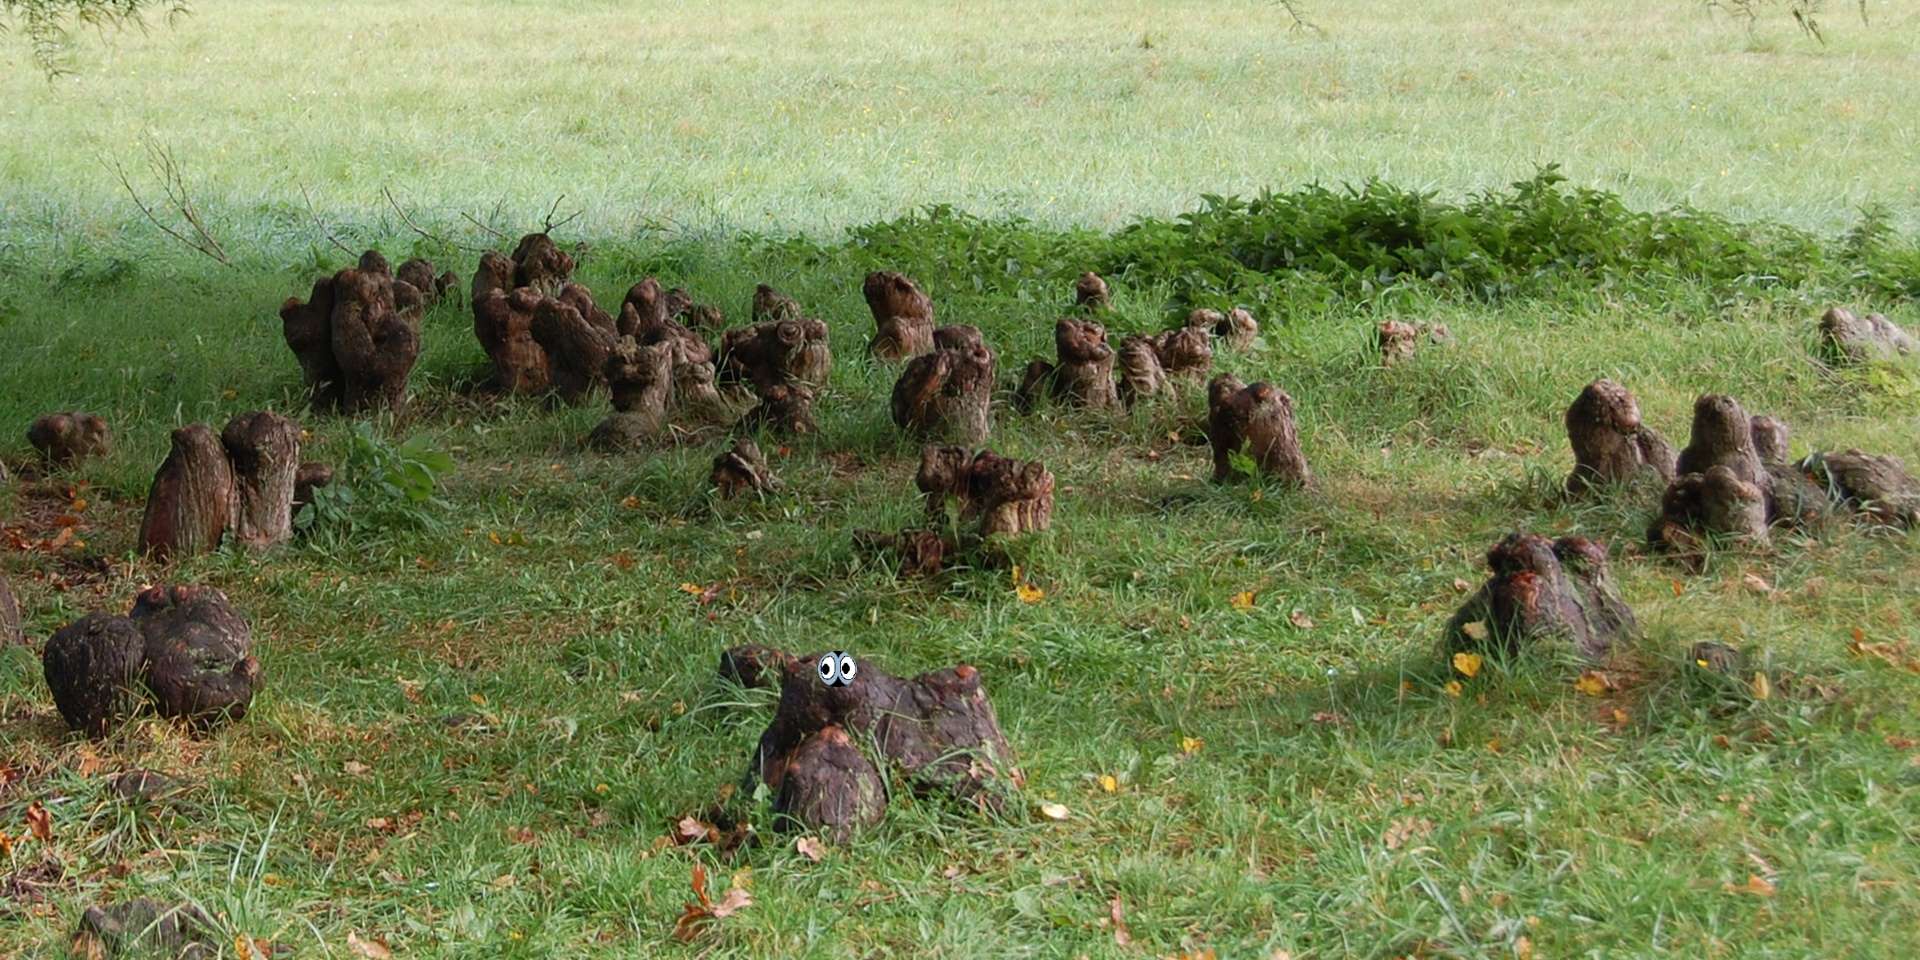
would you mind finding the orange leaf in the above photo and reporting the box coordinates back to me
[795,836,826,862]
[1724,873,1776,897]
[25,802,51,842]
[345,933,392,960]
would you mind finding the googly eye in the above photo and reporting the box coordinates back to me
[837,653,857,683]
[817,653,839,685]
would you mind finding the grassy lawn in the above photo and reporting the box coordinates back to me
[3,2,1920,958]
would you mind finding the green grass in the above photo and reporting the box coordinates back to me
[4,2,1920,958]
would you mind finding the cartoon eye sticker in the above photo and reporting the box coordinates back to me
[817,651,855,687]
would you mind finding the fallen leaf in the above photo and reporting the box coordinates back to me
[1515,935,1535,960]
[1451,578,1472,593]
[1724,873,1776,897]
[1015,582,1045,604]
[346,932,393,960]
[1750,672,1772,701]
[942,863,965,879]
[1573,671,1612,697]
[1451,652,1483,679]
[1741,573,1774,597]
[1443,680,1464,698]
[609,551,635,571]
[1038,802,1071,821]
[1461,620,1490,642]
[620,495,641,509]
[1671,579,1685,597]
[795,836,825,862]
[1288,609,1315,630]
[709,886,752,919]
[1230,591,1255,611]
[1383,816,1433,850]
[1097,774,1118,793]
[491,874,517,889]
[0,831,12,857]
[1180,736,1203,755]
[676,816,713,845]
[1109,897,1132,947]
[25,802,51,841]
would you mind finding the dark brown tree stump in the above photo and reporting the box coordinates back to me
[1014,317,1119,411]
[1445,533,1636,662]
[864,271,936,360]
[43,585,258,736]
[1153,326,1214,381]
[27,412,112,467]
[44,613,148,736]
[1206,374,1311,486]
[1563,379,1677,495]
[747,651,1021,837]
[1,574,20,647]
[614,280,730,427]
[1803,449,1920,527]
[1749,415,1791,466]
[891,343,995,444]
[131,585,260,726]
[682,302,726,331]
[917,445,1054,538]
[530,291,616,404]
[137,425,236,561]
[1819,306,1916,365]
[1188,306,1259,350]
[472,286,551,395]
[719,644,799,690]
[736,384,817,436]
[293,462,334,518]
[281,253,424,415]
[1651,465,1770,555]
[1075,271,1111,311]
[710,438,780,497]
[72,899,218,960]
[1674,394,1765,487]
[396,257,456,308]
[1748,416,1834,528]
[508,232,576,292]
[589,337,674,449]
[752,283,803,324]
[853,528,952,578]
[721,316,833,392]
[1116,334,1168,408]
[933,324,985,352]
[220,412,301,551]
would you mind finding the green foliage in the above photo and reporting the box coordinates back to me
[295,422,453,538]
[1,0,188,74]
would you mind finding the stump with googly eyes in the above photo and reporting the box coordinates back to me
[733,647,1021,840]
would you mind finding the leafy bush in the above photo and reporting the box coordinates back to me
[296,423,453,537]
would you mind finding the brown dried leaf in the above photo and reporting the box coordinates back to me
[1109,896,1132,947]
[25,802,51,842]
[346,932,393,959]
[1288,609,1315,630]
[795,836,825,862]
[710,886,752,919]
[1724,873,1776,897]
[1383,816,1432,850]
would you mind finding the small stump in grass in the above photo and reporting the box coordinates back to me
[852,528,953,578]
[27,412,111,467]
[1074,271,1110,311]
[891,337,996,445]
[710,438,780,498]
[1445,533,1636,663]
[737,647,1022,841]
[1117,327,1212,408]
[280,250,425,415]
[1014,316,1118,411]
[44,585,260,737]
[1187,306,1259,350]
[1205,374,1311,487]
[1819,306,1915,365]
[1375,319,1451,366]
[1563,378,1675,496]
[72,899,218,960]
[138,412,303,560]
[864,271,937,360]
[917,445,1054,539]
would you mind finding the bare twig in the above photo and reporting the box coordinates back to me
[297,182,356,257]
[541,193,584,234]
[107,140,231,266]
[382,186,485,252]
[1273,0,1322,34]
[459,211,512,243]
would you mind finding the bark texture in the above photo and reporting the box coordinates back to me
[1013,317,1118,411]
[1819,306,1916,364]
[27,412,112,467]
[710,438,780,497]
[1444,533,1636,662]
[280,251,424,414]
[1803,449,1920,527]
[864,271,936,360]
[43,585,259,736]
[221,412,301,551]
[890,342,996,444]
[1206,374,1311,486]
[917,445,1055,538]
[138,414,304,560]
[1074,271,1111,311]
[1563,379,1677,495]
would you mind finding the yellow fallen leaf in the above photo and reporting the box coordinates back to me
[1573,671,1611,697]
[1724,873,1776,897]
[1750,672,1772,701]
[678,582,705,595]
[1451,652,1483,678]
[1443,680,1463,698]
[1230,591,1255,611]
[1097,774,1118,794]
[1015,582,1045,604]
[620,495,641,509]
[1038,802,1071,821]
[1180,736,1203,755]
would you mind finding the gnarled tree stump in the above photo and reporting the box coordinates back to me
[1188,307,1259,350]
[1075,271,1111,311]
[589,337,674,449]
[396,258,457,308]
[1118,327,1213,407]
[865,271,936,360]
[1376,320,1452,365]
[1445,533,1636,662]
[1803,449,1920,527]
[293,462,334,519]
[745,650,1020,839]
[752,283,803,324]
[507,232,576,293]
[1563,379,1676,495]
[1206,374,1311,486]
[72,899,217,960]
[281,252,424,414]
[711,438,780,497]
[721,316,833,393]
[1014,317,1118,411]
[852,528,952,578]
[27,412,112,467]
[891,343,995,444]
[473,286,550,395]
[530,287,617,404]
[1651,464,1770,554]
[917,445,1054,538]
[719,644,798,690]
[139,414,304,560]
[1116,335,1167,409]
[1819,306,1915,365]
[44,585,260,736]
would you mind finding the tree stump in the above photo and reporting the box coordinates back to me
[1376,320,1450,365]
[1803,449,1920,527]
[615,280,730,426]
[1,574,20,646]
[281,252,424,415]
[1014,317,1118,411]
[720,317,833,393]
[865,271,936,360]
[293,462,334,519]
[852,528,952,578]
[1674,394,1765,487]
[1075,271,1111,311]
[220,412,301,551]
[752,283,803,323]
[1116,335,1168,408]
[589,337,674,449]
[530,289,616,404]
[746,651,1020,838]
[737,383,817,436]
[139,414,304,560]
[1188,307,1259,350]
[1563,379,1676,495]
[507,232,576,293]
[1651,465,1770,555]
[27,412,112,467]
[138,425,237,562]
[719,644,798,689]
[917,445,1054,538]
[1445,533,1636,662]
[472,286,551,394]
[933,324,986,352]
[1819,306,1916,365]
[396,257,457,308]
[891,343,995,444]
[710,438,780,497]
[1206,374,1311,486]
[71,899,218,960]
[43,585,259,736]
[1119,326,1213,406]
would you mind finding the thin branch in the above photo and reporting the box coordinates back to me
[382,186,484,252]
[106,143,230,266]
[541,193,584,234]
[297,182,356,257]
[459,211,512,243]
[145,139,229,263]
[1273,0,1322,35]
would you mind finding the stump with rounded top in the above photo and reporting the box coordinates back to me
[891,342,995,444]
[27,412,112,467]
[1819,306,1915,365]
[864,271,936,360]
[710,438,779,497]
[1445,533,1636,662]
[1563,379,1675,495]
[916,445,1054,538]
[1206,375,1311,487]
